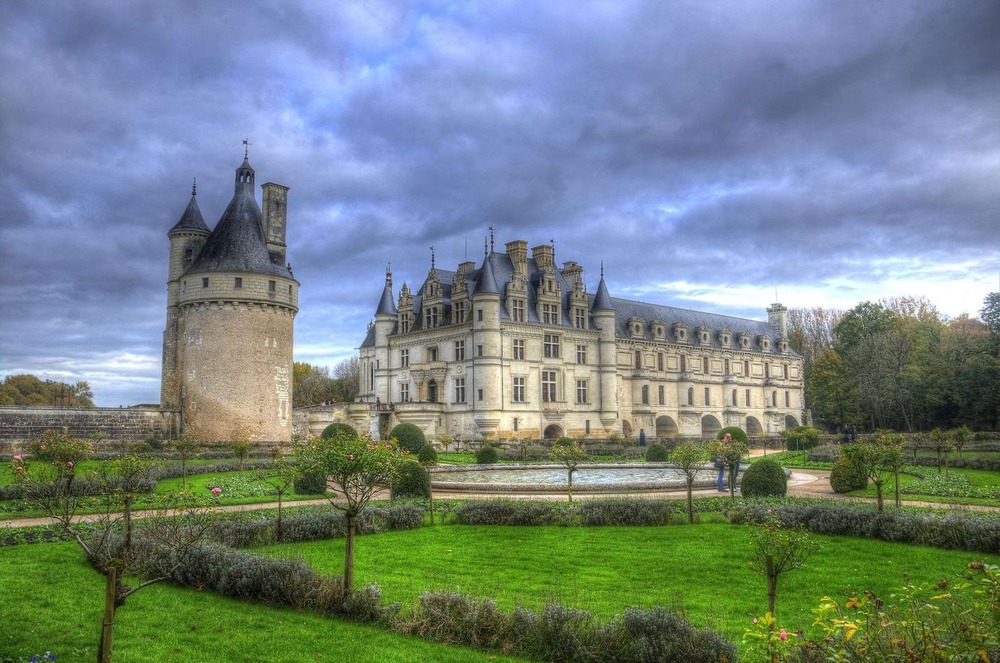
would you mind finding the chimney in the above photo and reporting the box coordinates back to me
[531,243,554,270]
[261,182,289,266]
[767,303,788,337]
[506,240,528,275]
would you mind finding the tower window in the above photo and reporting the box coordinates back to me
[234,277,242,288]
[268,280,276,292]
[202,277,209,288]
[513,339,525,360]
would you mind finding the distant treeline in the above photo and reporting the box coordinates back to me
[0,374,95,408]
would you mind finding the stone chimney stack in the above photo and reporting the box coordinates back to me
[531,243,554,270]
[261,182,289,266]
[506,240,528,275]
[767,302,788,337]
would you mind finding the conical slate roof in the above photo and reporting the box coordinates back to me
[592,273,613,311]
[376,267,397,316]
[475,253,501,295]
[169,189,209,234]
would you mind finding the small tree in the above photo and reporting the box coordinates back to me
[929,427,953,472]
[549,440,588,502]
[671,441,708,523]
[229,431,252,475]
[171,434,199,491]
[748,517,821,620]
[708,430,748,502]
[842,430,904,512]
[254,454,298,541]
[418,444,439,525]
[295,432,407,594]
[950,425,972,458]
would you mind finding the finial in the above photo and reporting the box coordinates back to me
[191,178,197,196]
[429,246,435,270]
[600,261,605,278]
[386,262,393,286]
[243,137,252,159]
[489,225,495,253]
[484,236,488,257]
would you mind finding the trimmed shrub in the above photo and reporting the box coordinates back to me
[782,426,823,451]
[740,458,787,497]
[807,444,840,463]
[579,500,675,526]
[293,470,327,495]
[321,422,357,439]
[390,423,426,454]
[716,426,749,445]
[593,606,738,663]
[475,446,499,464]
[454,501,563,526]
[417,444,438,465]
[644,444,669,462]
[829,456,868,493]
[391,460,430,499]
[554,437,575,448]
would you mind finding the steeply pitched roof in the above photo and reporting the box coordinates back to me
[169,190,209,234]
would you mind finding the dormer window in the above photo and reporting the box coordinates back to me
[779,338,789,353]
[759,335,772,352]
[628,317,646,339]
[652,321,666,340]
[739,332,751,350]
[674,323,688,343]
[718,328,732,347]
[697,326,711,346]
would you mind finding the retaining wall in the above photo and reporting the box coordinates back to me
[0,406,180,450]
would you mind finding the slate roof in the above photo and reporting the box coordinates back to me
[169,191,210,234]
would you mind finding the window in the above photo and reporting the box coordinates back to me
[744,360,750,376]
[576,344,587,364]
[772,391,778,407]
[202,277,209,288]
[511,299,525,322]
[454,340,465,361]
[703,357,709,373]
[704,387,711,405]
[680,355,687,373]
[745,389,751,406]
[478,388,483,401]
[543,334,560,358]
[541,371,557,402]
[425,307,439,328]
[477,308,484,322]
[658,385,665,405]
[732,389,737,406]
[657,352,664,371]
[687,387,694,406]
[268,280,276,292]
[574,308,586,329]
[513,418,519,432]
[182,280,187,293]
[454,378,466,403]
[184,247,193,261]
[585,420,591,435]
[641,385,649,405]
[783,364,789,380]
[542,303,559,324]
[513,338,525,360]
[635,350,642,369]
[513,377,526,403]
[399,382,409,402]
[576,379,588,404]
[765,363,770,379]
[477,344,483,357]
[454,301,465,323]
[724,359,730,375]
[400,314,411,334]
[400,349,409,368]
[785,390,790,407]
[234,277,242,288]
[428,347,438,362]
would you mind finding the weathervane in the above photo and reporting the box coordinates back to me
[429,246,435,270]
[489,225,495,253]
[243,137,252,159]
[191,177,197,196]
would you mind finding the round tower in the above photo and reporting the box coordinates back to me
[472,250,503,437]
[592,265,619,432]
[171,155,299,443]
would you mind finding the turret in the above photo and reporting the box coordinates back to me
[472,250,503,436]
[372,265,396,403]
[592,264,618,431]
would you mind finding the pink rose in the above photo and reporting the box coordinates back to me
[16,466,24,474]
[779,630,788,641]
[39,445,46,451]
[211,487,222,495]
[67,461,74,468]
[12,455,22,462]
[347,454,355,460]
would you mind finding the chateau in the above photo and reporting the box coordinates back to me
[358,238,804,441]
[160,154,298,442]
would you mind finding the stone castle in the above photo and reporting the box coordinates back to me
[160,153,298,442]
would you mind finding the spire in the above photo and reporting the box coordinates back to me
[475,252,501,295]
[593,261,613,311]
[429,246,436,272]
[235,145,255,197]
[376,263,397,316]
[489,225,495,254]
[169,178,209,234]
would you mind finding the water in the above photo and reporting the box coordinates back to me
[432,465,713,488]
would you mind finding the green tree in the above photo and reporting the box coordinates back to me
[549,440,588,503]
[670,441,708,523]
[747,517,821,622]
[295,432,407,594]
[928,427,953,472]
[292,361,335,407]
[254,454,298,541]
[842,430,904,512]
[171,434,199,491]
[0,374,95,407]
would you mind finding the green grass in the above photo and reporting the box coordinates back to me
[0,542,524,662]
[259,522,1000,647]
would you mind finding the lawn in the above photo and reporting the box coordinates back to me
[0,542,524,663]
[259,520,1000,647]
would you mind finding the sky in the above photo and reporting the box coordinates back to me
[1,1,998,407]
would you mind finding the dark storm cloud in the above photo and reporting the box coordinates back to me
[1,0,998,405]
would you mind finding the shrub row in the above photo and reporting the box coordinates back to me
[399,593,736,662]
[453,499,676,527]
[207,504,426,548]
[726,502,1000,554]
[0,476,157,502]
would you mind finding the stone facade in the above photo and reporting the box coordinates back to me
[357,238,805,441]
[161,156,298,443]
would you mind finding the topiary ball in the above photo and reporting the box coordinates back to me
[417,444,438,465]
[829,456,868,493]
[391,460,430,499]
[293,470,327,495]
[320,422,357,439]
[740,458,787,497]
[716,427,749,445]
[476,446,499,464]
[389,423,427,454]
[645,444,669,462]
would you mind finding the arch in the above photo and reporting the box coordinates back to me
[427,379,438,403]
[784,414,800,429]
[543,424,563,440]
[641,384,649,404]
[622,420,633,437]
[745,416,763,436]
[655,415,678,438]
[700,415,722,438]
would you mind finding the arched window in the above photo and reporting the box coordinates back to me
[732,389,737,406]
[641,385,649,405]
[687,387,694,406]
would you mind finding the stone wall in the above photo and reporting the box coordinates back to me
[0,406,180,452]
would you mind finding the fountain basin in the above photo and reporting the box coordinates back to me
[429,462,722,493]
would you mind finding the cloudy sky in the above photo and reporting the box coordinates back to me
[2,1,998,407]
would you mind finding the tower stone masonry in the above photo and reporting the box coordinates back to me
[161,155,298,443]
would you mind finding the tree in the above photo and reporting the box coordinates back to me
[229,430,252,474]
[295,432,407,594]
[331,356,361,403]
[747,517,821,621]
[292,361,335,407]
[254,454,298,541]
[417,444,439,525]
[10,435,212,663]
[0,374,96,407]
[171,434,199,491]
[670,441,708,523]
[549,440,589,503]
[928,427,953,472]
[389,422,426,454]
[841,430,904,512]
